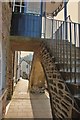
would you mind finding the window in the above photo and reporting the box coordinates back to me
[12,0,41,14]
[27,2,41,14]
[26,64,28,68]
[13,0,26,13]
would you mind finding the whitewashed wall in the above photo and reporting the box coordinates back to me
[21,61,30,77]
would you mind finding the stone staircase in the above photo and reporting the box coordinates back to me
[46,39,80,98]
[38,40,80,119]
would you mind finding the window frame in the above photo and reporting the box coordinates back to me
[12,0,42,14]
[12,0,26,13]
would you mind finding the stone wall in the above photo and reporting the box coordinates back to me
[29,40,80,118]
[2,2,13,100]
[38,41,80,119]
[0,2,12,118]
[29,53,46,93]
[6,50,14,100]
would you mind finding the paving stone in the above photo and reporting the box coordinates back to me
[5,79,52,119]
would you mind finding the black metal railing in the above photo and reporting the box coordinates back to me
[44,17,80,85]
[42,18,80,111]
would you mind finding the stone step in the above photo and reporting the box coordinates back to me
[55,63,80,67]
[66,83,80,97]
[55,58,80,63]
[60,71,80,81]
[40,43,80,118]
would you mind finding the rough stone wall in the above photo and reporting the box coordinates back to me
[0,2,2,119]
[0,2,12,117]
[38,42,80,119]
[6,50,14,100]
[2,2,13,100]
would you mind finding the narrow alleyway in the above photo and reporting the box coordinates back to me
[4,79,52,119]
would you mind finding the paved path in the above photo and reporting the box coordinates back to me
[5,79,52,119]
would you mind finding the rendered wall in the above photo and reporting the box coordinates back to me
[78,1,80,23]
[55,0,79,23]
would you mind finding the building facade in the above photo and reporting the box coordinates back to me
[21,60,31,79]
[0,1,68,119]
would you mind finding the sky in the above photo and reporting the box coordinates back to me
[21,51,34,57]
[69,0,80,2]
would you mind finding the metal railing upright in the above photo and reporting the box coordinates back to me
[44,17,80,84]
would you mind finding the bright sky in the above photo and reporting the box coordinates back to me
[70,0,80,2]
[21,51,34,57]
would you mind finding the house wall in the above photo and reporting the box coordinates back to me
[54,1,80,47]
[78,1,80,23]
[0,2,12,118]
[55,0,79,23]
[21,61,31,78]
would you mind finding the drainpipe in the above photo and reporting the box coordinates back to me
[41,1,43,38]
[20,52,21,78]
[64,0,67,40]
[44,2,46,38]
[64,0,67,21]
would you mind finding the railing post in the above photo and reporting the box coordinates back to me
[69,22,72,83]
[66,22,68,72]
[53,20,56,56]
[58,22,60,63]
[44,16,46,38]
[52,19,53,39]
[74,23,77,84]
[63,21,65,71]
[57,21,59,64]
[78,24,80,47]
[56,20,58,61]
[60,22,62,64]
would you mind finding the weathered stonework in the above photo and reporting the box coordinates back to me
[2,2,13,100]
[29,40,80,119]
[0,2,12,118]
[38,41,80,119]
[29,53,46,93]
[6,50,14,100]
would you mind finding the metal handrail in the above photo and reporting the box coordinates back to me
[46,16,80,25]
[44,17,80,85]
[42,40,80,112]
